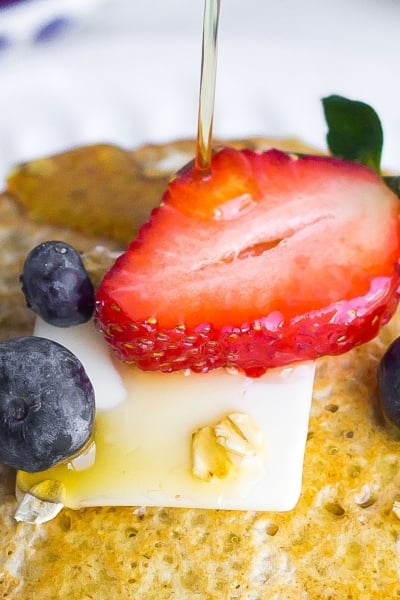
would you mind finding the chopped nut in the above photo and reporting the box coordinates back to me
[15,479,65,524]
[191,413,264,482]
[192,426,232,482]
[215,413,263,459]
[67,440,96,472]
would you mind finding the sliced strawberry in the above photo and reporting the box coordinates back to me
[96,148,400,377]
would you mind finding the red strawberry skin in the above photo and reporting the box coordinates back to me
[96,148,400,377]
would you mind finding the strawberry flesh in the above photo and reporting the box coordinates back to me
[96,148,400,377]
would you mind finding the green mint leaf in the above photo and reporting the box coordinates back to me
[322,95,383,174]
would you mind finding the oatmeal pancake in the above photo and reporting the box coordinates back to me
[0,138,399,599]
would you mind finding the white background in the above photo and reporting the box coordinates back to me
[0,0,399,184]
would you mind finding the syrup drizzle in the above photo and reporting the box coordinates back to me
[195,0,221,175]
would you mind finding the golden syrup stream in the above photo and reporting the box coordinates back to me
[195,0,221,175]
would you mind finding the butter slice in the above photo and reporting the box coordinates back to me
[17,319,315,512]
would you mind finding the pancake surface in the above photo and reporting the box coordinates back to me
[1,138,400,599]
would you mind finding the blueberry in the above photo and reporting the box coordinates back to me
[0,336,95,472]
[20,241,95,327]
[378,337,400,427]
